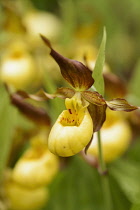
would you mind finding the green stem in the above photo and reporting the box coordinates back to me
[97,131,106,174]
[97,130,113,210]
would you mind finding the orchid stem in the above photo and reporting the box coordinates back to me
[97,130,113,210]
[97,131,106,174]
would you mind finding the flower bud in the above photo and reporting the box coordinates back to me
[87,110,132,162]
[5,181,48,210]
[12,146,59,188]
[48,93,93,157]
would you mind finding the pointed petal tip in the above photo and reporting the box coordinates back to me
[40,34,52,49]
[40,34,94,90]
[84,136,93,155]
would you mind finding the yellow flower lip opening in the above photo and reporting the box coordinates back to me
[59,93,87,127]
[59,109,80,126]
[48,93,93,157]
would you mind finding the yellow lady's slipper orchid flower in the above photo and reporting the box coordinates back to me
[12,144,59,188]
[12,35,138,159]
[23,10,62,46]
[87,110,132,162]
[5,181,48,210]
[48,92,93,157]
[0,42,36,89]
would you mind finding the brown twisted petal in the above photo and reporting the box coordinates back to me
[10,93,51,126]
[88,103,107,132]
[55,87,75,99]
[16,87,75,101]
[16,89,55,101]
[106,98,138,112]
[40,34,94,91]
[82,90,106,106]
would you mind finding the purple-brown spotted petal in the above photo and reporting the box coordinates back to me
[106,98,138,112]
[40,34,94,91]
[88,103,107,132]
[82,91,106,106]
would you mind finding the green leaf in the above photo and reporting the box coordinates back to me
[42,156,130,210]
[131,203,140,210]
[92,27,106,96]
[126,137,140,162]
[0,85,17,181]
[110,159,140,204]
[109,175,130,210]
[44,156,104,210]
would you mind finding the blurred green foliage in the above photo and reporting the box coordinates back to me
[0,85,17,180]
